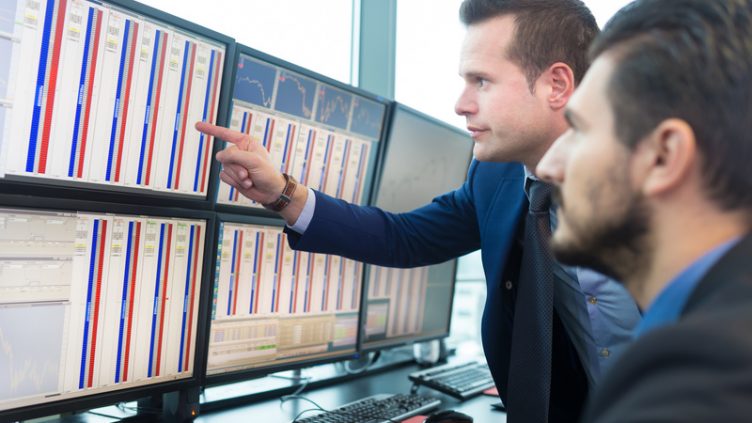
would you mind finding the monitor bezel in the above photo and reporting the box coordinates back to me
[213,43,391,217]
[0,193,217,422]
[201,212,363,387]
[0,0,236,210]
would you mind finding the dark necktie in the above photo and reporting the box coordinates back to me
[506,179,554,422]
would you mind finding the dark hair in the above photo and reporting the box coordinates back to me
[459,0,598,89]
[591,0,752,211]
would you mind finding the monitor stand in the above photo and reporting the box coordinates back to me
[117,387,201,422]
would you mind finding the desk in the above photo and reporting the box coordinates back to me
[196,362,506,422]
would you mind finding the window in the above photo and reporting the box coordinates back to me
[395,0,465,129]
[139,0,355,84]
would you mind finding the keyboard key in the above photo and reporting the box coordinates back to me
[296,393,441,423]
[408,361,496,400]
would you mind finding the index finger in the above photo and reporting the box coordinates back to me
[196,121,250,150]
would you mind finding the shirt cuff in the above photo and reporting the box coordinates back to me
[287,187,316,234]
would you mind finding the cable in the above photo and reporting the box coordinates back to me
[279,376,312,404]
[86,410,124,420]
[281,394,326,411]
[270,373,312,382]
[344,359,370,374]
[291,407,327,422]
[116,402,162,414]
[343,351,382,374]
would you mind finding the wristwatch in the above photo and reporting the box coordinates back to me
[262,173,298,212]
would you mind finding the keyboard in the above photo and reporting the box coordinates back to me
[295,393,441,423]
[408,361,495,400]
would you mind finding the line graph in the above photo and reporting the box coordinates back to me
[350,97,385,139]
[275,70,315,119]
[0,304,63,401]
[0,259,72,303]
[233,56,276,108]
[315,85,352,130]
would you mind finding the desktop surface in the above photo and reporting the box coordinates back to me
[196,361,506,422]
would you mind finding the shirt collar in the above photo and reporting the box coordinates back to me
[634,236,741,338]
[523,166,536,180]
[523,166,538,199]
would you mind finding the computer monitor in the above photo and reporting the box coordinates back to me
[361,104,473,351]
[0,0,232,201]
[215,45,388,210]
[0,196,214,421]
[204,214,363,383]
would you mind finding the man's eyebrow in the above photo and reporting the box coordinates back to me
[459,68,491,80]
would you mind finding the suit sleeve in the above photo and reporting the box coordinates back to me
[582,316,752,422]
[283,162,483,268]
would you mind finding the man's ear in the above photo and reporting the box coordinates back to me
[543,62,575,110]
[636,118,697,197]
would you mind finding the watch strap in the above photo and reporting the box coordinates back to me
[262,173,297,212]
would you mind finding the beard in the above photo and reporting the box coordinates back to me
[550,185,652,284]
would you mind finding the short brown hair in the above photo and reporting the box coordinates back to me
[590,0,752,212]
[460,0,598,90]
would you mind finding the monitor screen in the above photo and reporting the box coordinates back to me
[0,0,228,199]
[361,104,473,350]
[205,219,362,379]
[0,206,207,416]
[216,48,386,209]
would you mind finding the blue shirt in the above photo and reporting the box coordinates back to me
[635,237,741,338]
[524,169,642,383]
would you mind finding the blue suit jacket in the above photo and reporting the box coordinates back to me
[286,160,529,386]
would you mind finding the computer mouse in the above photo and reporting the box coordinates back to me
[424,409,474,423]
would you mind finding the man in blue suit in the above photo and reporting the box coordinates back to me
[198,1,640,421]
